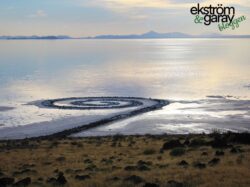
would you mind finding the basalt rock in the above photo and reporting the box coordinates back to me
[162,140,183,150]
[13,177,31,187]
[75,175,91,181]
[0,177,15,187]
[124,175,144,184]
[208,158,220,166]
[143,182,160,187]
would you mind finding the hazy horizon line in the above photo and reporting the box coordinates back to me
[1,31,250,38]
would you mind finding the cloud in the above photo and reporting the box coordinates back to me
[169,0,205,4]
[103,0,169,8]
[83,0,250,24]
[197,0,250,7]
[29,10,47,18]
[83,0,250,10]
[86,0,164,9]
[84,0,190,10]
[81,0,190,21]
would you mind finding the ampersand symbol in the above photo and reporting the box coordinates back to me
[194,15,203,24]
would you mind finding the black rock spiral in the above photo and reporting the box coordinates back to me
[41,97,146,110]
[34,97,169,139]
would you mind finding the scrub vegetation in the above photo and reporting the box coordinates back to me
[0,132,250,187]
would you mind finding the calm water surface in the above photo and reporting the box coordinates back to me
[0,39,249,137]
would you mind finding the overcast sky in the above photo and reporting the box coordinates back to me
[0,0,249,36]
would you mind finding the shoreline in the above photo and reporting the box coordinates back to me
[1,96,250,140]
[0,131,249,143]
[0,97,169,140]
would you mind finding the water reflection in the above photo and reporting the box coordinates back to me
[74,97,250,137]
[0,39,249,134]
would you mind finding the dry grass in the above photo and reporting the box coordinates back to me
[0,135,250,187]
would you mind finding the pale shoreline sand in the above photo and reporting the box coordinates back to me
[1,96,250,140]
[0,97,168,140]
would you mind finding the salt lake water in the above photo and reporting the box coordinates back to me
[0,39,249,138]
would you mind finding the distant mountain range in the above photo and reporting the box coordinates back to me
[82,31,250,39]
[0,35,71,40]
[1,31,250,40]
